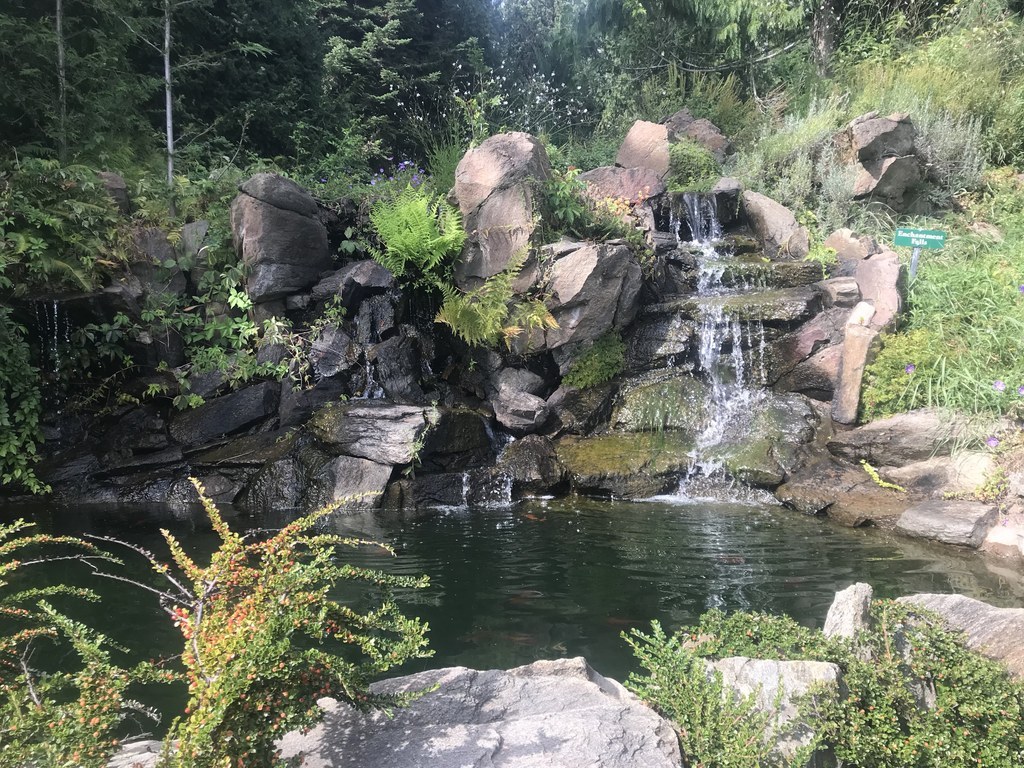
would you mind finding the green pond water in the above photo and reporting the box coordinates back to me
[3,496,1023,731]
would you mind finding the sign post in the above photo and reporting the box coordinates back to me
[894,228,946,279]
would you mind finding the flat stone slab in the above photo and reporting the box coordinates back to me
[896,500,998,548]
[896,594,1024,680]
[277,658,681,767]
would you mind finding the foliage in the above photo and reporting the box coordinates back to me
[0,158,128,294]
[370,186,466,286]
[96,480,432,767]
[563,333,626,389]
[543,167,643,244]
[861,172,1024,419]
[0,308,47,493]
[627,600,1024,768]
[668,139,720,193]
[0,520,156,767]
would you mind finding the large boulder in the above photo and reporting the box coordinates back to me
[741,192,810,259]
[555,432,693,498]
[616,121,670,177]
[276,658,682,768]
[853,251,904,331]
[837,113,923,210]
[304,454,393,510]
[663,108,731,161]
[231,174,331,302]
[843,112,916,162]
[709,657,842,767]
[896,500,998,548]
[310,259,395,308]
[309,402,430,465]
[530,242,642,356]
[896,594,1024,679]
[453,132,551,289]
[823,582,874,641]
[610,372,709,434]
[496,434,569,497]
[493,389,550,435]
[827,409,977,466]
[169,381,280,447]
[579,166,665,207]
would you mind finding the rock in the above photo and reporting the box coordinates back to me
[497,435,569,497]
[616,120,670,177]
[418,408,495,473]
[236,455,306,513]
[854,251,904,330]
[309,325,356,379]
[880,452,996,497]
[854,156,923,207]
[97,171,132,215]
[896,594,1024,679]
[354,293,398,344]
[493,389,550,435]
[555,432,693,498]
[711,176,742,225]
[169,381,280,447]
[579,166,665,207]
[709,657,842,767]
[625,310,695,372]
[368,332,426,403]
[686,287,820,325]
[610,372,708,433]
[846,112,916,162]
[741,192,810,259]
[309,402,429,465]
[453,132,551,289]
[824,228,879,262]
[231,174,331,302]
[663,108,731,162]
[490,367,546,398]
[766,308,849,385]
[823,583,874,640]
[131,227,187,296]
[896,500,998,548]
[546,383,619,436]
[278,376,349,429]
[108,739,162,768]
[310,259,395,307]
[276,658,682,768]
[831,322,880,425]
[827,409,976,466]
[306,454,393,510]
[819,277,861,308]
[775,344,843,401]
[775,457,920,528]
[539,242,642,353]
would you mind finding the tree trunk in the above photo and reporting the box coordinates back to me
[163,0,175,208]
[56,0,67,163]
[811,0,839,78]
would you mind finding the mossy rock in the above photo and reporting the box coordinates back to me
[610,373,709,434]
[555,432,694,498]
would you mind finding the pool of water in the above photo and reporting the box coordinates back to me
[3,496,1023,729]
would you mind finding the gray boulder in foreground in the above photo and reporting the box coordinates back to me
[896,594,1024,680]
[277,657,681,767]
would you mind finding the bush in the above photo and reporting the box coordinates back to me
[563,333,625,389]
[0,308,46,493]
[667,140,720,193]
[627,600,1024,768]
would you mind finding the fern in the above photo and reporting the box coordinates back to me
[369,186,466,282]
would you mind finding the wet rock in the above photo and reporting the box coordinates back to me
[354,294,397,344]
[823,583,874,640]
[663,108,731,162]
[231,173,331,302]
[535,242,641,354]
[831,322,880,425]
[555,432,693,498]
[546,383,619,436]
[278,376,349,429]
[741,192,810,259]
[192,430,297,469]
[896,594,1024,680]
[453,132,551,289]
[775,344,843,401]
[685,287,820,325]
[497,435,568,497]
[854,251,904,330]
[275,658,682,768]
[579,166,665,207]
[169,381,280,447]
[610,372,708,434]
[310,324,356,379]
[896,500,998,548]
[418,408,494,473]
[625,310,695,372]
[711,177,743,226]
[827,409,976,466]
[310,259,395,308]
[305,454,393,510]
[616,120,670,177]
[309,402,429,465]
[236,455,306,513]
[710,657,842,768]
[368,332,426,403]
[493,390,550,435]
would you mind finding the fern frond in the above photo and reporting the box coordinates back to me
[369,186,466,282]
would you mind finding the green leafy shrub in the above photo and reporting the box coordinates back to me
[667,139,720,193]
[370,185,466,286]
[0,308,46,493]
[563,333,625,389]
[626,601,1024,768]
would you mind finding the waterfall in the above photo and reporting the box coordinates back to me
[34,299,72,434]
[673,194,767,499]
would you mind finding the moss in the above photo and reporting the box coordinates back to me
[563,333,626,390]
[667,139,720,193]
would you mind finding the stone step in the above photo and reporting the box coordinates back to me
[648,286,821,325]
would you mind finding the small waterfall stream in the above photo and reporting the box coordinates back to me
[673,194,769,498]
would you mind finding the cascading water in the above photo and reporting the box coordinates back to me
[673,194,769,499]
[34,299,72,433]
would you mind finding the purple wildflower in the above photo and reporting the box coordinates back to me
[1019,385,1024,396]
[986,436,1000,448]
[994,380,1007,392]
[904,364,916,374]
[1019,285,1024,294]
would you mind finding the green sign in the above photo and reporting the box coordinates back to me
[894,228,946,249]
